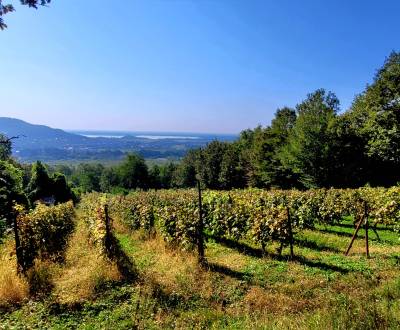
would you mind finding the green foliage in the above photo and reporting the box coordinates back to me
[280,89,339,188]
[0,0,50,30]
[79,193,111,254]
[218,143,245,189]
[17,201,75,269]
[118,154,149,190]
[95,187,400,256]
[26,161,53,203]
[349,51,400,185]
[172,149,198,188]
[0,160,28,233]
[197,141,229,189]
[26,161,75,205]
[0,134,12,160]
[72,163,104,192]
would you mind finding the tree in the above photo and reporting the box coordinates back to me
[26,161,53,203]
[99,166,119,192]
[173,149,198,188]
[0,134,12,160]
[118,153,149,190]
[52,172,75,203]
[280,89,339,188]
[263,107,298,188]
[218,143,246,189]
[159,162,177,189]
[72,163,104,192]
[235,108,298,189]
[0,0,51,30]
[25,161,75,204]
[197,141,229,189]
[0,160,28,240]
[148,165,161,189]
[236,128,260,187]
[348,51,400,186]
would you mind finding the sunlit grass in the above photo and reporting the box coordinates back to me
[1,214,399,329]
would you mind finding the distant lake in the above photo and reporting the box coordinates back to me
[68,130,237,141]
[80,134,125,138]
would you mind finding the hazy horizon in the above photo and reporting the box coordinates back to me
[2,1,400,133]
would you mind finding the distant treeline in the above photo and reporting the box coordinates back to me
[1,51,400,202]
[44,51,400,192]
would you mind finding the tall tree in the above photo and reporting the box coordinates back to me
[197,141,229,189]
[261,107,298,188]
[159,162,177,189]
[348,51,400,185]
[72,163,104,192]
[99,166,120,192]
[0,161,27,237]
[219,143,246,189]
[236,127,262,187]
[26,161,53,203]
[173,149,198,188]
[280,89,339,188]
[118,153,149,190]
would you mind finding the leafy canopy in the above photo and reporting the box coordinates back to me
[0,0,51,30]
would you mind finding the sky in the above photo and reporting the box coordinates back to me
[1,0,399,133]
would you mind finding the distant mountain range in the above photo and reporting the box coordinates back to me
[0,117,237,163]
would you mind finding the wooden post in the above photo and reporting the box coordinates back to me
[13,215,25,274]
[364,201,370,258]
[286,207,294,260]
[104,204,112,255]
[197,179,205,265]
[344,213,364,256]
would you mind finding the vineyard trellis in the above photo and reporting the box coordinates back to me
[8,187,399,275]
[80,187,400,264]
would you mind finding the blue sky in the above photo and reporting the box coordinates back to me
[1,0,399,133]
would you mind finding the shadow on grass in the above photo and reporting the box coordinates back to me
[203,260,249,281]
[317,227,356,238]
[316,227,395,245]
[206,235,350,275]
[290,255,349,274]
[335,222,395,232]
[108,234,138,282]
[294,237,341,253]
[207,235,264,258]
[209,234,342,257]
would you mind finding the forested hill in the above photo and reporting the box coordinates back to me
[0,117,87,144]
[0,117,237,163]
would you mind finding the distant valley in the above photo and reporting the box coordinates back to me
[0,117,237,163]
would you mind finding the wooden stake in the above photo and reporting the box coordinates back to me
[286,207,294,260]
[197,180,205,264]
[345,213,364,256]
[364,201,370,258]
[13,215,25,274]
[104,204,112,255]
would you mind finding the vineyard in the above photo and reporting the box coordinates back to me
[83,187,400,260]
[1,187,400,329]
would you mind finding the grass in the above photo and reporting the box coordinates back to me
[52,214,124,305]
[0,241,29,309]
[0,216,399,329]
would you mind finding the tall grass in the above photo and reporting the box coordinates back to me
[0,241,28,308]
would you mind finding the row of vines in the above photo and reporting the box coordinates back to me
[13,201,75,273]
[80,187,400,259]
